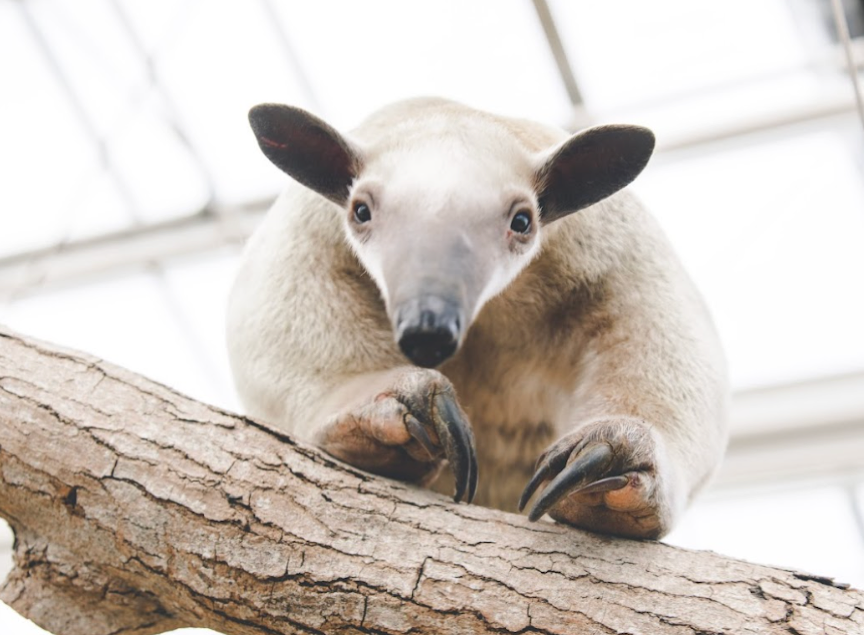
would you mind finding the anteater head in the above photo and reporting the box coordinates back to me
[248,101,654,368]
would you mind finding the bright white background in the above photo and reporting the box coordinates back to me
[1,1,863,633]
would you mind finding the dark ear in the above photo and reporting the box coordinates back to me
[535,125,655,222]
[248,103,361,205]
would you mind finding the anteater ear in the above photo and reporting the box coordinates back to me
[248,103,362,205]
[535,124,655,223]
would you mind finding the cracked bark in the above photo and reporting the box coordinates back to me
[0,326,862,635]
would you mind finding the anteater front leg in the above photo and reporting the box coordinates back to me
[519,417,675,539]
[519,280,727,539]
[314,367,478,503]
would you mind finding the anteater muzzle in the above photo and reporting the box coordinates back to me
[395,296,465,368]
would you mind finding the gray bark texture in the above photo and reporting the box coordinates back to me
[0,325,862,635]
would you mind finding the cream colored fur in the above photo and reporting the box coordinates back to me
[227,98,728,537]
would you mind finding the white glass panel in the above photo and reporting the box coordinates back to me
[551,0,812,112]
[23,0,212,223]
[0,0,212,257]
[135,0,315,204]
[0,3,105,256]
[668,484,864,589]
[269,0,571,129]
[159,249,244,412]
[0,603,52,635]
[636,123,864,388]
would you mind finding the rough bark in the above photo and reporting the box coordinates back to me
[0,326,861,635]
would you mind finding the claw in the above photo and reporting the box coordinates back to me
[518,462,550,512]
[574,475,629,496]
[404,413,438,460]
[432,391,478,504]
[527,442,613,521]
[518,443,573,512]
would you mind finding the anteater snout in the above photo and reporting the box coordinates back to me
[395,296,464,368]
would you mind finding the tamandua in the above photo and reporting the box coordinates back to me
[227,98,728,539]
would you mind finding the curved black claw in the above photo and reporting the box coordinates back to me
[403,414,438,460]
[518,440,575,511]
[431,390,478,504]
[577,475,630,495]
[519,462,551,512]
[523,442,616,522]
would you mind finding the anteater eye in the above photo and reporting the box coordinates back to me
[353,202,372,224]
[510,210,532,234]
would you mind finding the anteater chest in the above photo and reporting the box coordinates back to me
[440,321,578,453]
[440,293,584,428]
[436,347,571,510]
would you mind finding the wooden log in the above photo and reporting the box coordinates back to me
[0,326,861,635]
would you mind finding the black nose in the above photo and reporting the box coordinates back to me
[395,298,463,368]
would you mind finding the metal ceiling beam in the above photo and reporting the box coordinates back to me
[531,0,585,108]
[0,200,270,300]
[717,371,864,489]
[656,93,860,154]
[830,0,864,132]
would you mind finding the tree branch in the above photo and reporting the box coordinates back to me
[0,325,861,635]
